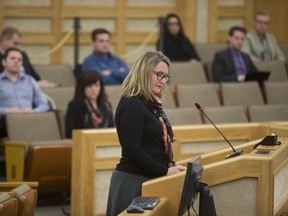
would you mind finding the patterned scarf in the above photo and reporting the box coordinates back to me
[140,96,175,165]
[84,99,104,128]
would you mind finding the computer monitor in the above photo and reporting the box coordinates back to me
[177,156,217,216]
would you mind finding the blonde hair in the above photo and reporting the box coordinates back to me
[121,51,170,101]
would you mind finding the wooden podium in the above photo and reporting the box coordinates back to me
[120,138,288,216]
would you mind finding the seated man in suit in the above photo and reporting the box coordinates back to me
[82,28,130,85]
[242,11,286,62]
[212,26,258,83]
[0,26,56,88]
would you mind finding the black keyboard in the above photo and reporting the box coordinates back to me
[129,196,160,210]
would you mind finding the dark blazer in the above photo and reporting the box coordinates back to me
[0,51,41,81]
[212,48,258,82]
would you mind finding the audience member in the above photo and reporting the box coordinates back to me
[242,11,286,62]
[0,27,56,88]
[0,47,50,137]
[106,51,186,215]
[65,70,114,138]
[156,13,200,62]
[82,28,130,85]
[212,26,258,82]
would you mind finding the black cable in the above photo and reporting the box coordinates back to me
[191,203,199,216]
[61,197,71,215]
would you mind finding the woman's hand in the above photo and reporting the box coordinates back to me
[167,164,187,175]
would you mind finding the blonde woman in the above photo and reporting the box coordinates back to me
[106,51,186,215]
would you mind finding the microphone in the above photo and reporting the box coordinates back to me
[195,103,243,159]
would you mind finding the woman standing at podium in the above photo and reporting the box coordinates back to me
[106,51,186,216]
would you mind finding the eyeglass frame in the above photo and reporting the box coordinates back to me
[153,71,170,82]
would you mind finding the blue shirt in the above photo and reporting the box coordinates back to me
[0,72,50,115]
[82,51,130,85]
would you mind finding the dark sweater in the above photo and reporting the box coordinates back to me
[65,100,114,138]
[157,34,200,61]
[115,96,169,178]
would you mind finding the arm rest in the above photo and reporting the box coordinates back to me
[5,141,28,182]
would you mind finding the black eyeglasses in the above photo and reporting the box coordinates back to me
[153,71,170,82]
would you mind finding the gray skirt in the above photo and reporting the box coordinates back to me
[106,170,151,216]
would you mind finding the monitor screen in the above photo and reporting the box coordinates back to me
[177,156,203,216]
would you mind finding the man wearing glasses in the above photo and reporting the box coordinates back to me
[242,11,286,62]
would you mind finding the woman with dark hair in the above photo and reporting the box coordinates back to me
[157,13,200,62]
[65,70,114,138]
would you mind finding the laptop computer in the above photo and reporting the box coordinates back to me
[245,71,270,82]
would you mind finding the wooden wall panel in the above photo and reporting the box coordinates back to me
[0,0,197,65]
[1,0,286,65]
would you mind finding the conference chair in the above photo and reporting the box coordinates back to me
[264,81,288,105]
[0,193,18,216]
[195,43,227,63]
[248,104,288,122]
[34,64,76,87]
[43,86,74,112]
[169,61,207,85]
[202,106,248,124]
[253,61,288,81]
[11,184,37,216]
[176,83,221,108]
[221,82,265,107]
[5,112,72,194]
[165,108,203,125]
[279,43,288,60]
[162,85,177,108]
[105,85,122,112]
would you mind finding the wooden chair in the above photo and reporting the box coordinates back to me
[5,112,72,194]
[11,184,37,216]
[0,193,18,216]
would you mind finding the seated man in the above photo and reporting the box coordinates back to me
[212,26,258,83]
[0,27,56,88]
[82,28,130,85]
[242,11,286,62]
[0,47,50,137]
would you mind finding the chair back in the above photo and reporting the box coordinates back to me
[162,85,176,108]
[6,112,62,142]
[202,106,248,124]
[253,61,288,81]
[34,64,75,87]
[169,61,207,85]
[176,83,221,108]
[264,81,288,104]
[105,85,122,111]
[221,82,264,107]
[195,43,227,63]
[43,87,74,112]
[165,108,203,125]
[0,193,18,216]
[12,184,37,216]
[248,104,288,122]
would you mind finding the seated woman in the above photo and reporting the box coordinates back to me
[157,13,200,62]
[65,70,114,138]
